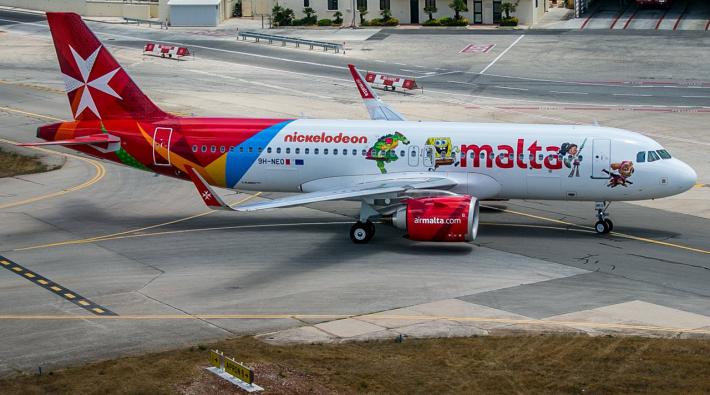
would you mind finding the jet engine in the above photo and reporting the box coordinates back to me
[392,195,479,242]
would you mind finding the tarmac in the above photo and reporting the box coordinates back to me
[0,9,709,376]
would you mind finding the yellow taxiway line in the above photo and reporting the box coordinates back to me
[0,313,707,335]
[0,106,106,209]
[483,205,710,255]
[13,192,262,251]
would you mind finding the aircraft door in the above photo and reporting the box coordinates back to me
[591,139,611,179]
[153,127,173,166]
[408,145,419,166]
[423,145,435,169]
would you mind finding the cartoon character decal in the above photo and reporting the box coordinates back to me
[603,161,634,188]
[366,132,410,174]
[559,138,586,177]
[425,137,460,170]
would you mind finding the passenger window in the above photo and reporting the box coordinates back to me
[353,149,357,156]
[400,150,405,157]
[334,149,338,155]
[201,145,207,153]
[248,147,253,153]
[518,154,525,160]
[657,149,671,159]
[342,149,347,156]
[648,151,660,162]
[314,148,319,155]
[538,154,543,160]
[510,154,515,160]
[295,148,300,154]
[192,145,198,153]
[239,146,244,153]
[305,148,310,154]
[636,151,645,163]
[277,147,281,154]
[267,147,272,153]
[220,146,226,153]
[324,148,329,155]
[229,146,234,152]
[210,145,216,153]
[362,149,367,156]
[286,148,291,154]
[258,147,263,153]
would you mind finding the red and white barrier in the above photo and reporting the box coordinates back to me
[143,42,190,60]
[365,72,418,91]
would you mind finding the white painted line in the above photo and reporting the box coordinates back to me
[416,71,461,79]
[393,62,407,66]
[549,90,588,95]
[188,69,333,99]
[447,80,477,86]
[374,60,386,63]
[494,86,528,91]
[682,95,710,99]
[479,35,524,75]
[613,93,653,97]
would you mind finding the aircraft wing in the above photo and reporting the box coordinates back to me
[186,166,455,212]
[348,64,406,122]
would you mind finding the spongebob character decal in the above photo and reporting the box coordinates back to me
[603,161,634,188]
[426,137,460,171]
[366,132,410,174]
[559,138,587,177]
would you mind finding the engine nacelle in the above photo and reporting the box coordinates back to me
[392,195,479,242]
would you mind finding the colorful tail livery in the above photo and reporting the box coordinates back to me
[46,12,168,121]
[23,12,697,244]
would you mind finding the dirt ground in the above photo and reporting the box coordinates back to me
[1,335,709,395]
[0,148,50,178]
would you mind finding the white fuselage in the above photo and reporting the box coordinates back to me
[229,120,696,201]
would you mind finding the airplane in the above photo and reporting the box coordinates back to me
[21,12,697,244]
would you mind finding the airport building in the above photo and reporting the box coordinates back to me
[0,0,545,26]
[246,0,547,26]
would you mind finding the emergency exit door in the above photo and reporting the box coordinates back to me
[592,139,610,179]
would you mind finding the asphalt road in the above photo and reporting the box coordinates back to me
[2,9,710,109]
[0,7,709,375]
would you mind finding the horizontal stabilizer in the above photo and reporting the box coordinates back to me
[18,134,119,146]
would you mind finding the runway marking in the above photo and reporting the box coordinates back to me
[482,205,710,255]
[13,192,262,251]
[0,313,707,335]
[0,136,106,210]
[0,255,116,316]
[0,79,64,94]
[0,105,64,121]
[494,86,528,91]
[15,221,354,251]
[480,35,524,75]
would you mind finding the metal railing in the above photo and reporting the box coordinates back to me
[238,31,344,53]
[124,17,168,29]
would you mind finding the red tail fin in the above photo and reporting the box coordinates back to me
[46,12,169,121]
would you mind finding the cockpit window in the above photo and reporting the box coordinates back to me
[636,151,646,163]
[648,151,660,162]
[657,149,671,159]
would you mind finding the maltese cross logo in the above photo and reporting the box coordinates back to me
[201,190,213,201]
[62,45,121,119]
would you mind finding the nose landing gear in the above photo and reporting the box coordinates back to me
[594,201,613,234]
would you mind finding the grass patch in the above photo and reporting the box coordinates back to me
[0,148,50,178]
[1,335,709,394]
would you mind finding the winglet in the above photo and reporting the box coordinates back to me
[185,166,234,211]
[347,64,406,122]
[348,64,377,100]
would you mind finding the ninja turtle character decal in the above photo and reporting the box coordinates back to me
[366,132,410,174]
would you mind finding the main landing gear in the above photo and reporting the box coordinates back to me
[350,221,376,244]
[594,201,613,234]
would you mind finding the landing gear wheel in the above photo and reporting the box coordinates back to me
[350,221,375,244]
[595,220,610,234]
[604,219,614,233]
